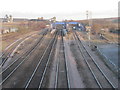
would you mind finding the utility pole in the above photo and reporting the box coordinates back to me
[86,10,89,20]
[86,10,92,46]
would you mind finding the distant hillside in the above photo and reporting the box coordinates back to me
[65,17,118,24]
[112,18,120,23]
[0,18,29,22]
[78,17,119,24]
[13,18,29,22]
[71,17,119,33]
[93,17,119,23]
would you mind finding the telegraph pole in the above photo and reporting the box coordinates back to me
[86,10,92,46]
[86,10,89,20]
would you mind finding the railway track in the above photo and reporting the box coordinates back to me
[0,30,48,86]
[73,31,116,89]
[54,30,70,88]
[0,38,22,66]
[24,31,58,88]
[0,33,37,66]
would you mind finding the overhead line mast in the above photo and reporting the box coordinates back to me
[86,10,92,46]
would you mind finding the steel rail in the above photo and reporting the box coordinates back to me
[0,32,46,75]
[54,30,70,89]
[76,32,116,88]
[73,31,102,88]
[0,31,47,85]
[38,31,58,89]
[0,38,22,58]
[0,36,32,66]
[1,31,47,74]
[25,31,58,89]
[0,38,22,65]
[74,31,116,88]
[54,30,62,89]
[62,31,71,89]
[54,39,60,89]
[0,32,37,58]
[0,33,37,66]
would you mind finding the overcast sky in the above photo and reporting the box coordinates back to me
[0,0,119,20]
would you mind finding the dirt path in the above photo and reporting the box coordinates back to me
[64,37,85,88]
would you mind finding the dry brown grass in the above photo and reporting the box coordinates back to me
[104,32,118,42]
[1,23,39,51]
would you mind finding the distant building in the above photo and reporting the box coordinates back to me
[50,17,56,23]
[101,28,109,32]
[9,15,13,22]
[3,15,13,23]
[38,17,44,20]
[10,28,18,32]
[1,27,18,34]
[1,27,10,34]
[13,18,28,22]
[29,18,47,21]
